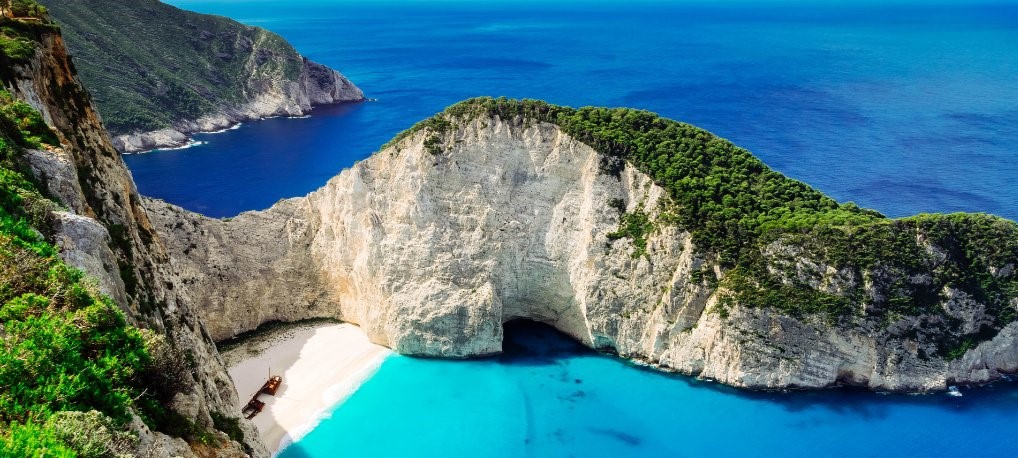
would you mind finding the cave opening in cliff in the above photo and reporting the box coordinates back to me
[499,319,591,364]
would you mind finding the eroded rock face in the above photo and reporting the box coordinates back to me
[146,114,1018,393]
[149,116,685,353]
[7,30,268,458]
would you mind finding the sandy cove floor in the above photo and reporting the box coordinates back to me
[222,322,391,454]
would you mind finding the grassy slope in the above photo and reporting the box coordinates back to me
[0,84,148,455]
[41,0,302,135]
[398,97,1018,358]
[0,85,231,458]
[0,13,240,454]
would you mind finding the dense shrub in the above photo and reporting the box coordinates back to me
[44,410,137,458]
[0,83,152,455]
[8,0,49,18]
[0,28,35,61]
[210,411,245,444]
[0,90,59,148]
[0,421,75,458]
[0,7,55,65]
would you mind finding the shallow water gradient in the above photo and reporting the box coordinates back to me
[278,322,1018,458]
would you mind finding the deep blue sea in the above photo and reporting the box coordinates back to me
[132,1,1018,456]
[133,1,1018,219]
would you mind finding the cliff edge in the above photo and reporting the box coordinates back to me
[147,98,1018,393]
[1,10,267,456]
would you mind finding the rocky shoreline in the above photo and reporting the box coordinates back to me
[112,58,366,153]
[8,26,269,456]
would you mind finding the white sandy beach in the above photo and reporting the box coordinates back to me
[223,322,391,454]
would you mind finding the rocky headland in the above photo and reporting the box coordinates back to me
[1,14,268,457]
[43,0,365,153]
[146,99,1018,393]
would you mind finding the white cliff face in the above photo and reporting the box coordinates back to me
[297,117,712,360]
[148,114,1018,394]
[112,58,364,153]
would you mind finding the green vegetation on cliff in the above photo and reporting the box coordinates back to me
[0,90,225,456]
[0,89,58,254]
[0,88,139,455]
[402,97,1018,357]
[0,2,58,68]
[0,0,48,18]
[41,0,304,135]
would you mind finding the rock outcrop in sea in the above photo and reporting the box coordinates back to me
[11,4,1017,456]
[146,102,1018,393]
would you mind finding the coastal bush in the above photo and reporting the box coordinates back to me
[0,12,58,67]
[0,90,59,148]
[211,411,245,444]
[8,0,48,18]
[0,86,205,456]
[134,398,218,446]
[45,410,138,458]
[424,134,444,155]
[0,90,59,256]
[0,250,155,446]
[607,208,654,258]
[0,421,75,458]
[0,28,35,61]
[400,97,1018,355]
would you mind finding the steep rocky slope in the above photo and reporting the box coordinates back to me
[43,0,364,153]
[1,14,267,457]
[147,99,1018,393]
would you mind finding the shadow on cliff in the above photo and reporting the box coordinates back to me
[498,319,589,367]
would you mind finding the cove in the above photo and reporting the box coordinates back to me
[278,321,1017,458]
[119,2,1018,455]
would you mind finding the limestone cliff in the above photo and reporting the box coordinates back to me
[43,0,365,153]
[146,104,1018,393]
[3,18,268,457]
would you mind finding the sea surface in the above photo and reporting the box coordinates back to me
[132,1,1018,219]
[276,321,1018,458]
[132,2,1018,456]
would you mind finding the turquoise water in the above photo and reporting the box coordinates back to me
[279,322,1018,458]
[121,2,1018,455]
